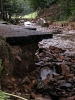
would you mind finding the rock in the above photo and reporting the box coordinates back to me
[30,92,36,99]
[44,95,52,100]
[73,76,75,80]
[72,77,75,83]
[10,76,15,82]
[59,98,67,100]
[24,21,34,27]
[35,61,44,66]
[36,18,49,27]
[15,55,21,61]
[59,64,70,75]
[66,74,74,78]
[23,85,31,93]
[59,96,75,100]
[35,41,75,98]
[52,28,63,34]
[49,46,65,53]
[67,78,73,84]
[35,96,52,100]
[57,80,66,85]
[29,79,37,89]
[60,83,72,89]
[40,67,53,80]
[61,91,67,95]
[43,76,53,85]
[23,94,30,99]
[41,57,51,62]
[71,59,75,63]
[57,76,64,80]
[7,85,13,89]
[21,77,31,84]
[37,79,43,89]
[19,20,25,25]
[53,73,60,78]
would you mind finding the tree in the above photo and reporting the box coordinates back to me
[28,0,56,10]
[0,0,27,20]
[58,0,75,20]
[0,0,4,18]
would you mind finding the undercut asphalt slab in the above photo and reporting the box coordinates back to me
[0,23,52,45]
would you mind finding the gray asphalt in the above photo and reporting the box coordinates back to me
[0,23,52,45]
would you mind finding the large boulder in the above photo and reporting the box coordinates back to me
[36,18,49,27]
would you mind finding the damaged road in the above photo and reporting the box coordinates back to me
[0,23,75,100]
[0,23,52,44]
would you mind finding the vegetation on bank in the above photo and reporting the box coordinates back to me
[0,0,75,21]
[20,12,37,19]
[12,11,38,19]
[0,90,27,100]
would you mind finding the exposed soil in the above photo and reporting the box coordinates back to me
[0,22,75,100]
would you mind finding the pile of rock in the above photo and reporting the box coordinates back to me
[36,18,49,27]
[35,46,75,100]
[1,37,75,100]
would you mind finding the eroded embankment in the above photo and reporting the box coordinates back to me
[0,22,75,100]
[0,37,52,100]
[0,34,75,100]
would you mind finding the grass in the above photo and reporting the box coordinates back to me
[0,90,28,100]
[21,12,37,19]
[12,11,38,19]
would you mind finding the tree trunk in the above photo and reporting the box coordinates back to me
[1,0,4,19]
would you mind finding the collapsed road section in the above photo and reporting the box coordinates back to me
[4,29,52,45]
[0,23,53,100]
[0,23,52,45]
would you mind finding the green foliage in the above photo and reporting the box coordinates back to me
[70,0,75,15]
[4,0,26,15]
[0,0,30,20]
[0,91,27,100]
[28,0,56,10]
[68,16,75,22]
[0,59,3,76]
[20,12,37,19]
[20,0,33,15]
[58,0,75,20]
[1,0,75,21]
[0,90,10,100]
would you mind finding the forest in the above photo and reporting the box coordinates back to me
[0,0,75,21]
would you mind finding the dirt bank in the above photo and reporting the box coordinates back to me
[0,22,75,100]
